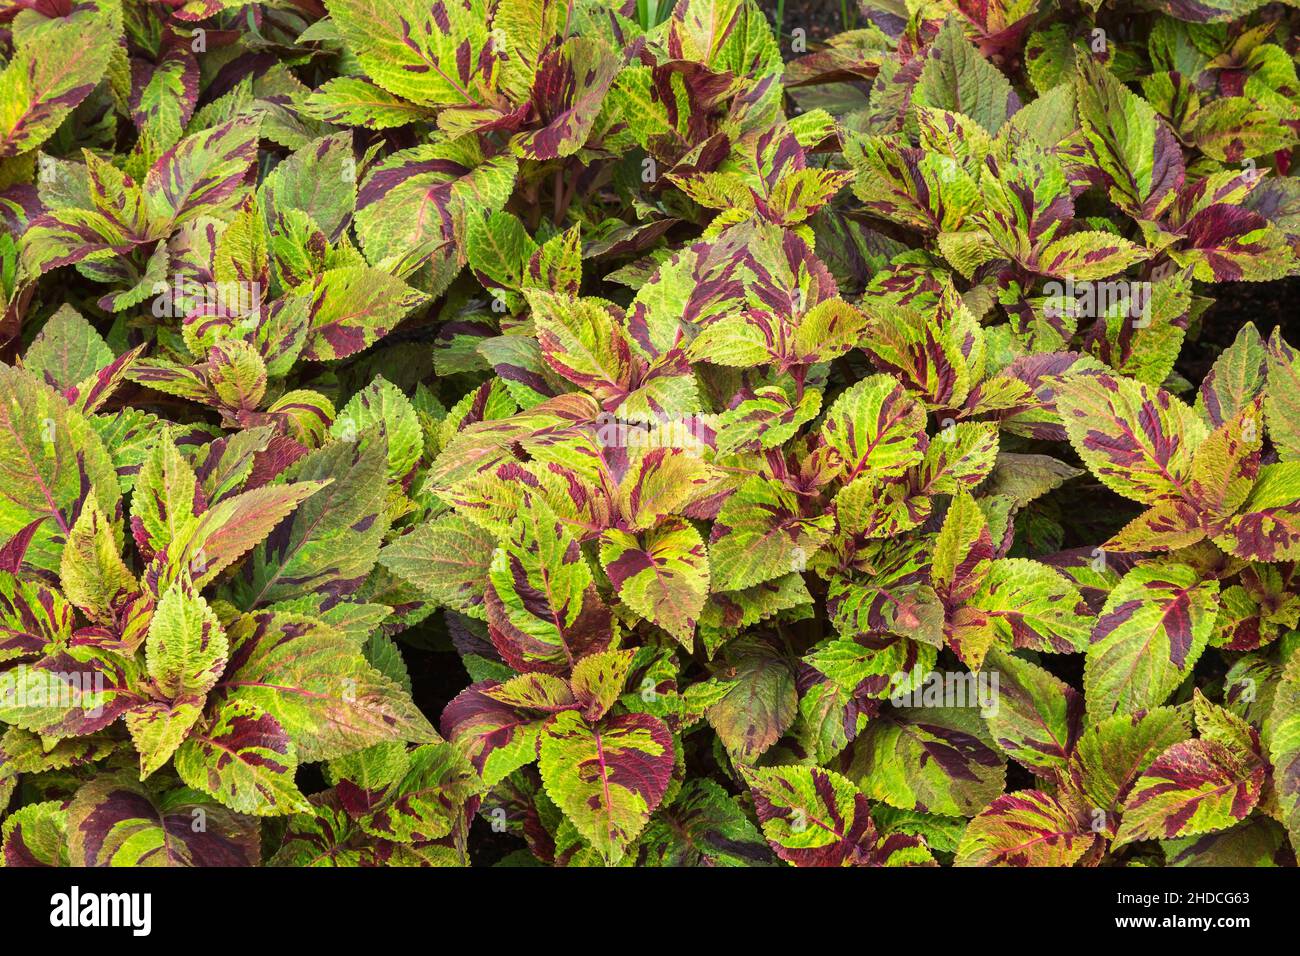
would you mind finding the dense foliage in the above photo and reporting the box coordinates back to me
[1,0,1299,868]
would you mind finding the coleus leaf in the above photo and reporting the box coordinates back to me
[257,132,357,243]
[1085,563,1220,721]
[218,610,438,762]
[1056,371,1206,505]
[599,518,709,648]
[635,778,774,866]
[270,790,464,866]
[0,644,144,740]
[1075,57,1184,220]
[174,699,310,816]
[59,494,137,625]
[0,11,114,158]
[234,436,390,609]
[1268,645,1300,853]
[441,681,546,787]
[331,375,423,480]
[1162,817,1290,867]
[846,133,981,234]
[1113,695,1266,846]
[1070,705,1195,817]
[954,790,1096,866]
[143,115,263,229]
[981,648,1083,779]
[513,37,619,161]
[131,432,202,559]
[529,290,634,403]
[302,78,437,130]
[0,571,72,662]
[1,801,68,867]
[846,705,1007,817]
[0,365,121,574]
[66,773,261,866]
[915,19,1020,136]
[145,575,227,700]
[352,138,517,298]
[485,497,613,674]
[1214,462,1300,562]
[709,475,833,592]
[860,284,984,410]
[538,709,674,864]
[705,636,797,763]
[806,630,938,701]
[325,0,501,109]
[22,304,114,392]
[124,700,205,780]
[821,374,927,482]
[379,514,497,620]
[1265,327,1300,461]
[298,266,429,362]
[747,764,933,867]
[569,649,635,723]
[968,558,1096,658]
[1189,97,1299,163]
[352,741,481,844]
[129,47,200,147]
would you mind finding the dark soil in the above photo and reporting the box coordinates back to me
[773,0,858,43]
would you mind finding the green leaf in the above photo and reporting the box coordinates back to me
[821,374,927,482]
[379,514,496,619]
[485,498,613,673]
[955,790,1094,866]
[538,710,674,864]
[847,705,1007,817]
[145,576,228,699]
[325,0,498,107]
[302,77,435,130]
[0,12,113,157]
[1114,736,1265,847]
[175,699,310,816]
[131,432,200,559]
[599,519,709,647]
[66,773,260,866]
[982,648,1082,777]
[1071,706,1194,815]
[59,494,136,624]
[235,437,390,609]
[970,558,1095,655]
[222,611,438,762]
[1075,58,1183,220]
[1084,563,1220,720]
[1268,646,1300,853]
[1265,328,1300,460]
[22,304,113,391]
[1,800,69,866]
[636,778,773,866]
[706,637,797,763]
[1056,371,1207,505]
[0,365,121,574]
[331,375,422,480]
[914,18,1018,135]
[355,741,480,843]
[748,764,934,867]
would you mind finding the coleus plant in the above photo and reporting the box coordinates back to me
[0,0,1299,869]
